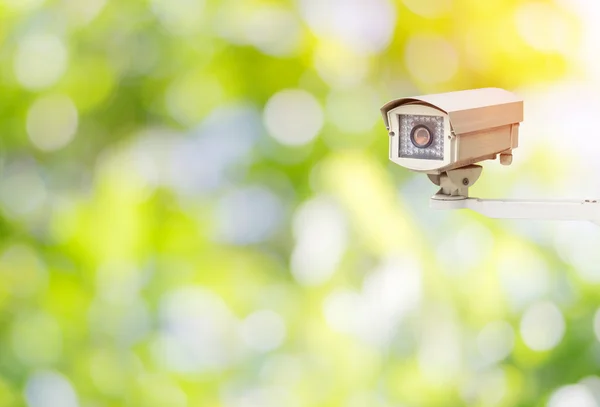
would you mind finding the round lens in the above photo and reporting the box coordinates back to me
[410,125,433,148]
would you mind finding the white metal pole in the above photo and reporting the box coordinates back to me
[430,197,600,222]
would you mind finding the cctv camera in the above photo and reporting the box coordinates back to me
[381,88,523,199]
[381,88,600,224]
[381,88,523,174]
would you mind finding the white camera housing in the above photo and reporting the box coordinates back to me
[381,88,523,174]
[382,88,600,225]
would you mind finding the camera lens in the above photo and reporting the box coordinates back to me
[410,125,433,148]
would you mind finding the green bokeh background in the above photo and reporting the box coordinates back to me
[0,0,599,406]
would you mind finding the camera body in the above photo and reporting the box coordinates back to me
[382,88,600,224]
[381,88,523,174]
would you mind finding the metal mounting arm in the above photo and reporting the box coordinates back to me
[430,197,600,222]
[427,164,600,222]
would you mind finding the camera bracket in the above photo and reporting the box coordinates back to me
[427,164,483,200]
[427,164,600,223]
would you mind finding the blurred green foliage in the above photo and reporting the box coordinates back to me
[0,0,598,406]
